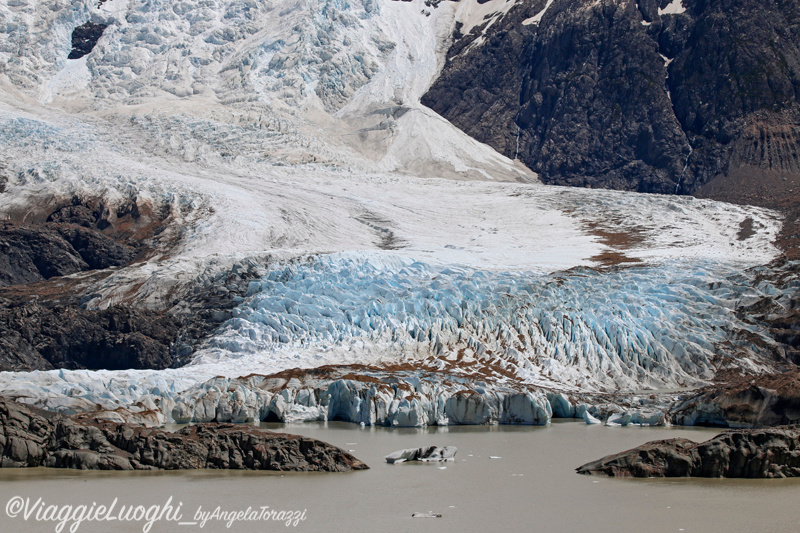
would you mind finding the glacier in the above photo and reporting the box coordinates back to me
[1,254,794,427]
[0,0,793,427]
[202,253,784,392]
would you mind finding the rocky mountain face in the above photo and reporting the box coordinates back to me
[0,197,262,372]
[424,0,800,196]
[0,222,134,287]
[0,303,180,371]
[0,399,368,471]
[67,21,107,60]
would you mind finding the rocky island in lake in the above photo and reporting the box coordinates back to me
[577,426,800,478]
[0,399,367,472]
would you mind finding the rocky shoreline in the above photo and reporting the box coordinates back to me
[0,399,367,472]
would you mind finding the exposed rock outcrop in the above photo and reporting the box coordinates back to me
[0,400,59,467]
[0,199,149,288]
[67,21,107,60]
[672,369,800,427]
[0,222,128,287]
[0,197,262,372]
[424,0,800,196]
[0,260,263,372]
[0,303,180,371]
[0,399,367,472]
[576,426,800,477]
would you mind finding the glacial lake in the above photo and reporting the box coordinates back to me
[1,420,799,533]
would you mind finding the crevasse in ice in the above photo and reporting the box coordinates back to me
[198,253,780,392]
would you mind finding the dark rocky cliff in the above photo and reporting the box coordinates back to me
[423,0,800,196]
[0,199,261,372]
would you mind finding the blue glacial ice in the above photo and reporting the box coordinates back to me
[202,253,782,392]
[3,253,792,427]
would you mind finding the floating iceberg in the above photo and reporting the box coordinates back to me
[386,446,457,463]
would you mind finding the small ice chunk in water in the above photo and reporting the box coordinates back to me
[583,411,602,424]
[386,446,457,463]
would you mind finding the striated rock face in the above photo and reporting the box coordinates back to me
[0,400,58,467]
[0,399,367,472]
[424,0,800,194]
[1,224,90,286]
[0,259,264,372]
[0,221,134,288]
[0,195,265,372]
[576,426,800,478]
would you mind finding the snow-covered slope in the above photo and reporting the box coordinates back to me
[0,0,789,423]
[2,0,527,178]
